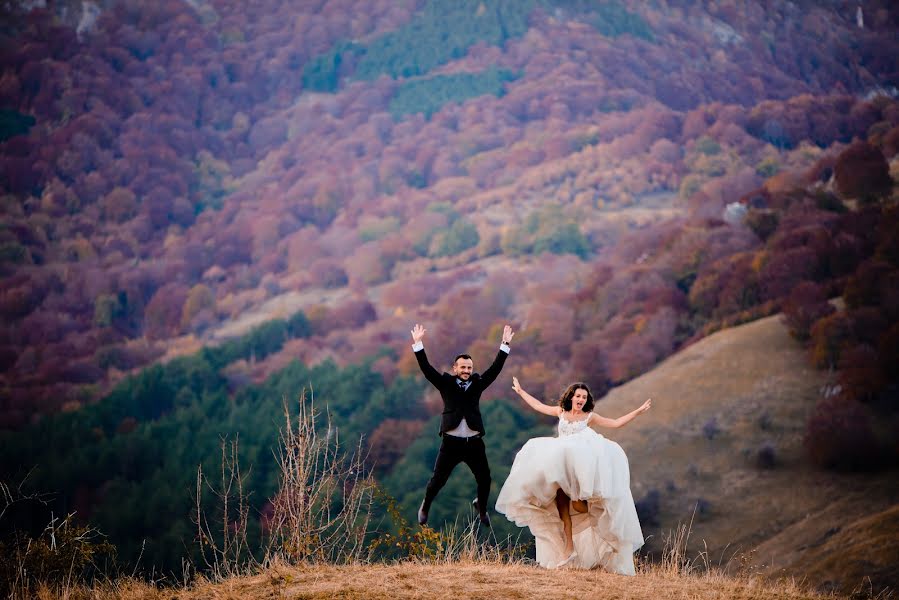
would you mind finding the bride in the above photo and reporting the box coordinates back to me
[495,377,651,574]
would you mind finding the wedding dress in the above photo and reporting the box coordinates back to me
[495,413,644,574]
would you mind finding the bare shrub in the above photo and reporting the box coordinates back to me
[193,438,254,579]
[635,489,661,527]
[262,390,376,566]
[0,482,114,599]
[194,389,377,579]
[756,443,777,469]
[701,417,720,440]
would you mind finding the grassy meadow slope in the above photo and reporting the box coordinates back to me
[597,313,898,595]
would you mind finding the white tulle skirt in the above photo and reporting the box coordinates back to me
[495,428,644,574]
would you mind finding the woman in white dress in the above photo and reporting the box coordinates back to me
[495,377,651,574]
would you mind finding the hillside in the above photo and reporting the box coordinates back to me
[597,313,899,595]
[1,0,898,594]
[10,312,896,599]
[2,0,899,427]
[161,189,682,356]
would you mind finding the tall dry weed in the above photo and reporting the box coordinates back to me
[366,484,530,565]
[193,437,254,579]
[193,389,377,578]
[262,389,376,566]
[429,521,531,565]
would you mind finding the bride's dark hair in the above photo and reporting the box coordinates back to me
[559,382,595,412]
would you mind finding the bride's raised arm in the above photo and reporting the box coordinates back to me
[589,399,652,429]
[512,376,561,417]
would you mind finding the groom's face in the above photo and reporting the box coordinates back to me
[453,357,473,380]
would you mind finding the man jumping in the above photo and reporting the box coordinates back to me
[410,322,514,527]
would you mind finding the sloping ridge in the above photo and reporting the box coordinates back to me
[595,314,898,595]
[145,314,895,599]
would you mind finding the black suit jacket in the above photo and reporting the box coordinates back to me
[414,346,508,437]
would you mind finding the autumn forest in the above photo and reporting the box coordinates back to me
[1,0,898,588]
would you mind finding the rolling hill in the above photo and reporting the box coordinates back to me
[36,311,897,599]
[597,312,898,595]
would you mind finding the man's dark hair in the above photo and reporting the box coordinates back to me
[559,382,595,412]
[453,353,472,364]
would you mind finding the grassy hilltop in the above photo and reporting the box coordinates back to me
[105,563,832,600]
[15,313,897,599]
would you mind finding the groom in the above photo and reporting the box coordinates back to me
[411,323,514,527]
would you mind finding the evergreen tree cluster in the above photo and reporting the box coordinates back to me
[0,309,435,572]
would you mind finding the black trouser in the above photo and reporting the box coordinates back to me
[423,435,491,514]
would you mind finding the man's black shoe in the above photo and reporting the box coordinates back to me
[418,500,428,525]
[472,498,491,528]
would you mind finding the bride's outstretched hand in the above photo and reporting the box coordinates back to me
[512,376,522,394]
[637,398,652,414]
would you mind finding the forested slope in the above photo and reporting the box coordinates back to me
[2,0,897,426]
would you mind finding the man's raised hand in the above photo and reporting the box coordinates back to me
[502,324,515,345]
[411,323,426,344]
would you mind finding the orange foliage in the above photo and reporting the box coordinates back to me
[143,283,189,340]
[834,141,892,202]
[5,1,899,427]
[809,312,852,370]
[181,284,215,329]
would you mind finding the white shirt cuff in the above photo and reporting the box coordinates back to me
[500,343,510,353]
[411,341,424,352]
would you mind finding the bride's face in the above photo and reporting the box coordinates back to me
[572,388,589,412]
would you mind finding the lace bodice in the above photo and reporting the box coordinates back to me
[558,414,591,437]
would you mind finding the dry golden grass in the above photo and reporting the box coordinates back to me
[758,504,899,597]
[36,562,836,600]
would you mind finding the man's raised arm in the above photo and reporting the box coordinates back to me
[411,323,442,386]
[480,324,514,387]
